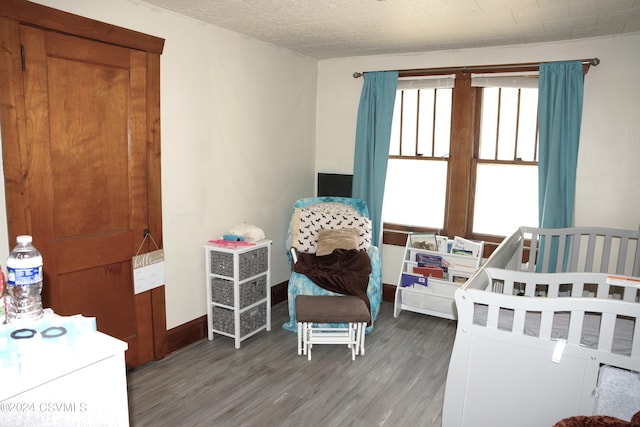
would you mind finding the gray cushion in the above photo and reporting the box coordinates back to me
[295,295,370,323]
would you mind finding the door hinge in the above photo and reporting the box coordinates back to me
[20,44,25,71]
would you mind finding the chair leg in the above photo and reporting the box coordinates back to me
[297,320,366,361]
[306,323,312,361]
[350,323,356,360]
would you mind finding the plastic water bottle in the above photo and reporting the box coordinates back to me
[6,235,43,323]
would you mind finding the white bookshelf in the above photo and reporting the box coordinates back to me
[393,236,483,320]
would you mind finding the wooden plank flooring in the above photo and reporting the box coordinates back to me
[127,301,457,427]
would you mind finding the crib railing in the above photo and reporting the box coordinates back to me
[485,267,640,302]
[518,226,640,275]
[464,227,640,294]
[465,267,640,357]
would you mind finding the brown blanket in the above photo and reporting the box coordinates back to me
[293,248,372,325]
[553,411,640,427]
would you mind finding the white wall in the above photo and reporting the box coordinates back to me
[3,0,318,329]
[316,33,640,285]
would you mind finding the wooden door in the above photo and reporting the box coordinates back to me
[0,2,166,367]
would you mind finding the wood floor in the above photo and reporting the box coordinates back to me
[127,301,457,427]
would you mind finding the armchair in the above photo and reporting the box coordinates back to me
[282,196,382,333]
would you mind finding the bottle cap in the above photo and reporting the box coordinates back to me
[17,235,33,244]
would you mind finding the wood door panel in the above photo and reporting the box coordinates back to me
[54,232,133,274]
[135,291,154,363]
[56,260,136,340]
[48,58,130,237]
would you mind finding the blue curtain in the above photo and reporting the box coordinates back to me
[352,71,398,247]
[537,61,584,271]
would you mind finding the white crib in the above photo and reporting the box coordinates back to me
[442,226,640,427]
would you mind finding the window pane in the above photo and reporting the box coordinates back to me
[434,88,452,157]
[473,163,538,236]
[497,88,518,160]
[479,87,498,160]
[417,89,434,156]
[389,94,402,156]
[383,159,447,229]
[401,90,417,156]
[516,88,538,161]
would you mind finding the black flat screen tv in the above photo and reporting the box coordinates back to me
[317,173,353,197]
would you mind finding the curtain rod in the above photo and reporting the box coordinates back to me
[352,57,600,78]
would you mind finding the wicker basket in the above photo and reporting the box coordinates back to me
[209,246,269,280]
[211,275,267,308]
[212,302,267,337]
[209,251,234,277]
[238,247,269,279]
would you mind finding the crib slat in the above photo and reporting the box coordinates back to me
[512,310,526,335]
[567,311,584,345]
[567,231,582,271]
[539,234,549,272]
[528,231,539,272]
[632,317,640,358]
[524,280,536,297]
[571,282,584,297]
[539,311,553,339]
[600,235,612,274]
[514,230,525,270]
[584,233,597,272]
[556,234,568,272]
[598,313,616,352]
[633,237,640,277]
[547,281,560,297]
[540,233,553,272]
[487,305,500,329]
[623,286,638,302]
[611,232,640,276]
[541,232,552,273]
[595,283,610,299]
[617,236,630,275]
[502,278,513,295]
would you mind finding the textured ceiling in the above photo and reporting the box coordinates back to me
[140,0,640,59]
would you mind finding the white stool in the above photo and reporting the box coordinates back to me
[295,295,370,361]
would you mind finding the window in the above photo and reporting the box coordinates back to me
[382,68,540,243]
[472,76,539,236]
[383,76,453,230]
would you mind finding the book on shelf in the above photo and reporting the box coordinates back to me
[451,275,468,284]
[448,265,475,284]
[409,232,438,251]
[436,235,449,253]
[415,252,446,267]
[451,236,482,258]
[401,273,428,288]
[412,265,444,279]
[452,248,473,256]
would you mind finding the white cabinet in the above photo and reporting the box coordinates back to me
[204,240,271,349]
[394,238,482,320]
[1,331,128,427]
